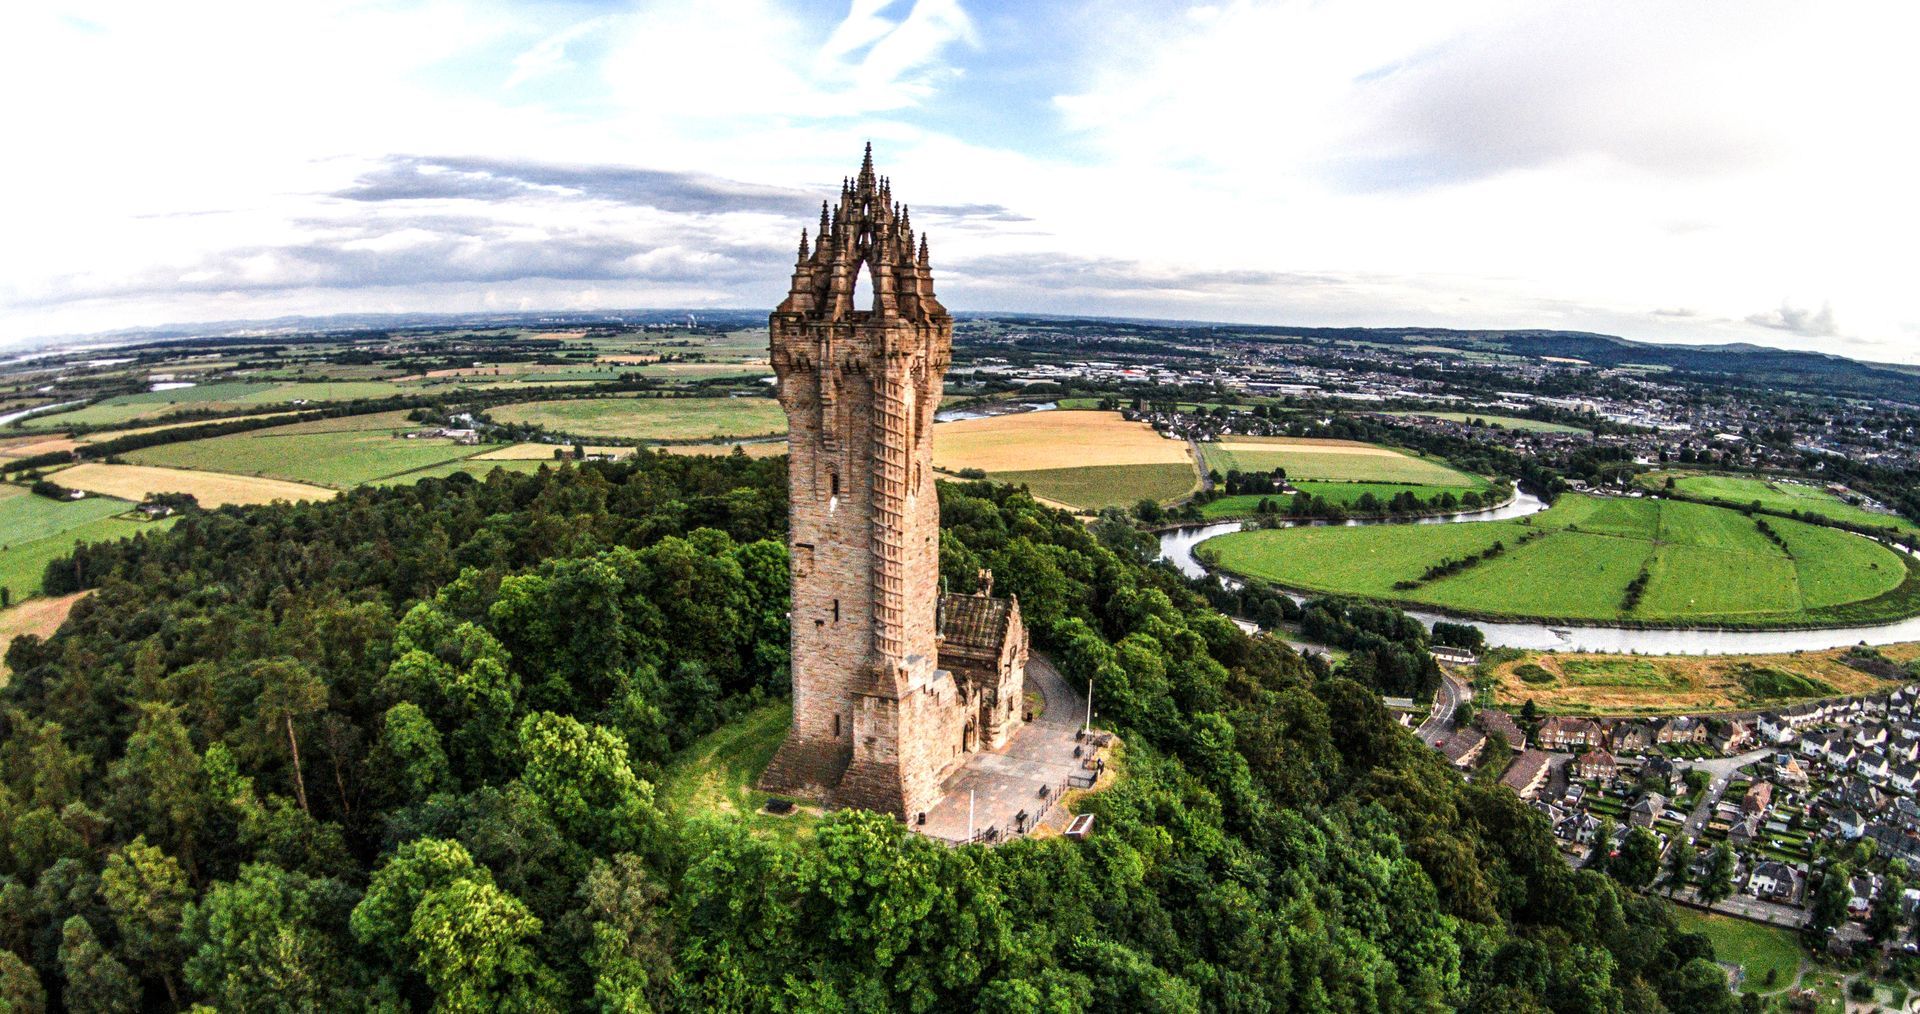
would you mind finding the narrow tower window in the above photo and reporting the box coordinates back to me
[832,599,840,623]
[830,472,840,497]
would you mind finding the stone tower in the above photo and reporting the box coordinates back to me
[759,145,1026,819]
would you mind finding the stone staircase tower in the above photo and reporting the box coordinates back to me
[759,144,962,819]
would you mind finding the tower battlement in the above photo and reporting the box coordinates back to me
[759,145,1027,819]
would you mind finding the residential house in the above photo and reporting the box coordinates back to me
[1538,717,1603,751]
[1741,782,1774,817]
[1858,753,1891,782]
[1476,710,1526,752]
[1500,749,1553,800]
[1772,755,1809,788]
[1709,720,1752,754]
[1728,815,1764,847]
[1440,727,1488,770]
[1847,875,1880,918]
[1654,716,1707,745]
[1829,808,1868,840]
[1864,824,1920,865]
[1756,713,1796,745]
[1748,861,1800,903]
[1891,763,1920,795]
[1557,811,1603,845]
[1855,725,1889,750]
[1574,749,1618,782]
[1627,792,1668,828]
[1607,722,1654,754]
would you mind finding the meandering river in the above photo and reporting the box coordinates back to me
[1158,491,1920,654]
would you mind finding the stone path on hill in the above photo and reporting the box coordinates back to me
[917,654,1101,843]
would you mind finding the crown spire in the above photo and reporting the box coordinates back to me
[797,229,809,260]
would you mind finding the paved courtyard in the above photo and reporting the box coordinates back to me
[917,653,1105,843]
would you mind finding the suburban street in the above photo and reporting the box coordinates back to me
[1676,748,1773,840]
[1418,669,1469,746]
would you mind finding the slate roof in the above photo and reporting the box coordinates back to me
[938,593,1016,656]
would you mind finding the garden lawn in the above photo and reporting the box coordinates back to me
[1197,493,1919,627]
[491,396,786,442]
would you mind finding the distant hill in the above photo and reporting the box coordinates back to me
[25,309,1916,402]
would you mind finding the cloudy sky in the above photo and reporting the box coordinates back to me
[3,1,1916,361]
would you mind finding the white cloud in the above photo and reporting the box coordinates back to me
[1,0,1917,366]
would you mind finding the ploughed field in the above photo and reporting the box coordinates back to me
[1199,493,1920,628]
[1640,470,1920,537]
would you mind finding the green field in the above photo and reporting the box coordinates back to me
[1382,411,1591,434]
[369,458,552,485]
[993,462,1198,510]
[1643,471,1920,536]
[0,488,175,600]
[27,380,414,429]
[127,411,488,488]
[1202,437,1482,487]
[1668,907,1800,994]
[491,396,785,442]
[1198,493,1918,627]
[1198,479,1503,518]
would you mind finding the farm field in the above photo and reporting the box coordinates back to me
[1198,479,1504,518]
[1641,471,1920,536]
[472,443,635,460]
[656,441,786,459]
[1201,436,1482,486]
[1488,642,1918,715]
[25,380,414,429]
[933,410,1198,510]
[0,486,185,602]
[125,411,487,487]
[1198,493,1919,627]
[55,463,336,507]
[0,591,89,683]
[369,458,551,485]
[491,396,785,442]
[0,514,175,602]
[1380,410,1591,434]
[993,463,1199,511]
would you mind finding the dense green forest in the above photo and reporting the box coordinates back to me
[0,453,1735,1011]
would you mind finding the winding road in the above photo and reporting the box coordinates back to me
[1418,670,1470,747]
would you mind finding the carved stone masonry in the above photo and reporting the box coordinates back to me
[759,145,1028,819]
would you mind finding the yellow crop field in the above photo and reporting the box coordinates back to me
[0,591,89,684]
[932,410,1189,472]
[55,463,336,507]
[657,442,787,459]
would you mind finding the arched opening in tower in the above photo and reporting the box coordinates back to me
[852,258,878,314]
